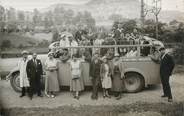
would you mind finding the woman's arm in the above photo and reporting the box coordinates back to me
[119,62,125,79]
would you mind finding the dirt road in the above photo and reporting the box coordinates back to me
[1,73,184,116]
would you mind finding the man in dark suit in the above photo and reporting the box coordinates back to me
[26,53,43,99]
[90,52,102,100]
[159,47,175,102]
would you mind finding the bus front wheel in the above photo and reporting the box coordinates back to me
[10,72,21,92]
[124,72,145,93]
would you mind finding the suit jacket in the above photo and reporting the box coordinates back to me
[26,59,43,80]
[90,59,101,78]
[160,54,175,77]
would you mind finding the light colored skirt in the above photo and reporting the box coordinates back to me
[58,62,71,86]
[45,70,60,92]
[101,74,112,89]
[80,62,90,86]
[70,77,84,92]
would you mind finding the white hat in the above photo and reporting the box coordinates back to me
[21,50,29,55]
[48,51,54,56]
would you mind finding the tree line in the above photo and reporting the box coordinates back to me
[0,5,96,33]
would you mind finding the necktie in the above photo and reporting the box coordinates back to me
[34,59,37,67]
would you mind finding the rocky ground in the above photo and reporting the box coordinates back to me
[0,73,184,116]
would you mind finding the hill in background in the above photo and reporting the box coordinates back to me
[42,0,184,25]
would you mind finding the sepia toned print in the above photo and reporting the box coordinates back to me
[0,0,184,116]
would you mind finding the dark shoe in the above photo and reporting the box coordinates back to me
[76,96,79,100]
[19,94,25,98]
[161,95,167,98]
[106,94,111,98]
[116,95,122,100]
[91,96,95,100]
[38,94,43,97]
[29,96,32,100]
[95,96,98,100]
[168,99,173,102]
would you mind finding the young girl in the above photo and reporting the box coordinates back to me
[70,54,84,99]
[100,56,112,98]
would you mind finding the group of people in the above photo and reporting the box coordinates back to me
[18,23,175,102]
[18,51,43,99]
[51,23,148,59]
[18,44,175,102]
[18,49,125,100]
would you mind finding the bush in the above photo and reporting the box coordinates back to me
[18,44,24,49]
[1,40,11,50]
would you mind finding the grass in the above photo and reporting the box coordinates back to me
[0,32,38,47]
[0,32,50,55]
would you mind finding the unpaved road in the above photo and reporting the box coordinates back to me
[1,73,184,116]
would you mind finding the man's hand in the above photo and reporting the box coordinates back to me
[120,73,125,79]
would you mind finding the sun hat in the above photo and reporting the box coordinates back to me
[21,50,29,55]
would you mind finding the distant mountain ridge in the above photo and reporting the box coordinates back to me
[42,0,184,25]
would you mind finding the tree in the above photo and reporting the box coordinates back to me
[43,11,53,29]
[53,6,65,25]
[0,5,5,21]
[109,14,123,22]
[83,11,96,28]
[52,30,59,42]
[151,0,162,39]
[17,11,25,21]
[123,20,137,33]
[1,40,12,50]
[7,7,16,22]
[33,9,42,26]
[64,9,74,25]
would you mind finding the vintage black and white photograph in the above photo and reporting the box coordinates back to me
[0,0,184,116]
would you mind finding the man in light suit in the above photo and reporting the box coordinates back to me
[26,53,43,99]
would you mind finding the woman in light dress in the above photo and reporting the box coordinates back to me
[100,56,112,98]
[45,52,60,98]
[70,54,84,100]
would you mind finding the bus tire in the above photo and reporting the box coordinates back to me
[124,72,145,93]
[10,72,21,92]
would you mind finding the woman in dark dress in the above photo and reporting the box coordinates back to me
[111,55,125,100]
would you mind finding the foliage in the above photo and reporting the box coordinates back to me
[1,40,12,50]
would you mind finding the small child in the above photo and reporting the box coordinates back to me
[100,56,112,98]
[70,54,84,99]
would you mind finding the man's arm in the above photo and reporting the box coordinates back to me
[150,54,160,64]
[26,60,31,80]
[168,55,175,75]
[39,60,43,75]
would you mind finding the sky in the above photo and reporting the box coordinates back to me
[0,0,184,12]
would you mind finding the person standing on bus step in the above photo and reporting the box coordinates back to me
[70,54,84,100]
[90,52,102,100]
[18,50,30,99]
[45,52,60,98]
[26,53,43,100]
[100,56,112,98]
[159,47,175,102]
